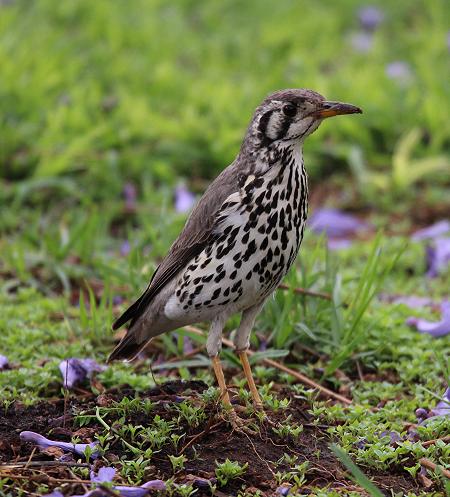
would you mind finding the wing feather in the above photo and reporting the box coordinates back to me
[112,162,240,330]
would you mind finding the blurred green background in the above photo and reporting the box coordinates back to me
[1,0,448,209]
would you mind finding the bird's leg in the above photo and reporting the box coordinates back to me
[211,355,231,407]
[234,302,265,410]
[238,350,263,410]
[207,315,256,433]
[207,315,232,407]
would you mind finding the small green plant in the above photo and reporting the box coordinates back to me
[168,454,187,473]
[215,459,248,486]
[277,453,299,466]
[274,461,309,488]
[174,484,197,497]
[175,401,206,428]
[272,416,303,438]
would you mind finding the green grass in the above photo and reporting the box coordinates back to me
[1,0,449,495]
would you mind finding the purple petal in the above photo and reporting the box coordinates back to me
[114,480,167,496]
[20,431,99,459]
[406,301,450,337]
[386,61,413,84]
[411,220,450,241]
[358,6,384,31]
[183,335,194,355]
[327,238,353,251]
[73,491,104,497]
[276,485,291,496]
[123,182,137,211]
[90,466,116,483]
[0,354,9,370]
[379,293,435,309]
[425,238,450,278]
[192,477,215,489]
[113,295,123,306]
[355,438,367,449]
[415,407,429,421]
[350,31,373,53]
[43,492,65,497]
[430,387,450,418]
[174,185,195,213]
[120,240,131,257]
[309,208,370,238]
[59,358,106,389]
[379,431,402,444]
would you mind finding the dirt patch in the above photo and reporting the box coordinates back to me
[0,381,421,496]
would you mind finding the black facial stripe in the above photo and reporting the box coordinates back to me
[258,110,274,136]
[281,119,316,142]
[276,115,291,140]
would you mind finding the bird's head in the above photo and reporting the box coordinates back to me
[249,88,362,147]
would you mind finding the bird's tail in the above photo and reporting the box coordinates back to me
[107,330,148,363]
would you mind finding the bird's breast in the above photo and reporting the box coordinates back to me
[164,157,308,322]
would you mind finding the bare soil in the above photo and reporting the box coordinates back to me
[0,380,420,496]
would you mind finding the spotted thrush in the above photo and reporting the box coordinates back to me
[109,89,362,415]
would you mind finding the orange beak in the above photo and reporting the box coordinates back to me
[314,100,362,119]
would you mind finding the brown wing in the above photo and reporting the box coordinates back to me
[112,162,240,330]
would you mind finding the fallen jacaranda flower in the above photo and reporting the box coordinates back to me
[411,220,450,241]
[327,238,353,251]
[183,335,194,355]
[73,479,166,497]
[0,355,9,370]
[378,293,435,310]
[430,387,450,418]
[123,182,137,212]
[350,31,373,53]
[425,238,450,277]
[174,184,195,213]
[20,431,99,459]
[113,295,124,306]
[276,484,292,496]
[43,492,64,497]
[386,61,413,85]
[379,431,402,444]
[91,466,116,483]
[415,407,428,423]
[192,477,216,489]
[120,240,131,257]
[354,438,367,449]
[358,5,384,31]
[309,208,370,238]
[59,358,106,389]
[406,301,450,337]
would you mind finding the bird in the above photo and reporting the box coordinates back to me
[109,88,362,418]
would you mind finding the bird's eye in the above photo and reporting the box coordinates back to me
[282,104,296,117]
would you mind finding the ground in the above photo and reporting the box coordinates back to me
[0,380,426,496]
[1,0,449,496]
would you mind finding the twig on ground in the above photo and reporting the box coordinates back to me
[24,447,37,470]
[185,326,352,405]
[0,472,91,484]
[180,420,224,454]
[419,458,450,478]
[355,360,364,382]
[422,435,450,447]
[278,283,331,300]
[0,461,90,469]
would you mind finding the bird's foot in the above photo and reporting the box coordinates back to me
[228,409,258,435]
